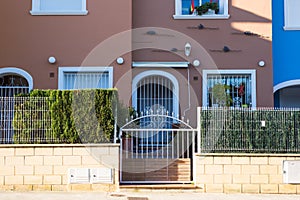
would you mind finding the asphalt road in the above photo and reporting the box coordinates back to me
[0,192,299,200]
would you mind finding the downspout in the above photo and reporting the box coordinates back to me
[113,104,118,143]
[183,66,191,118]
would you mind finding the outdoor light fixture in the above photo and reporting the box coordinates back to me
[184,43,191,57]
[48,56,56,64]
[193,59,200,67]
[116,57,124,65]
[258,60,265,67]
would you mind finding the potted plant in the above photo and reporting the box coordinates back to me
[195,2,219,15]
[211,84,232,107]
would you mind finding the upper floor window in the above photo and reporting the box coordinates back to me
[174,0,229,19]
[30,0,88,16]
[284,0,300,30]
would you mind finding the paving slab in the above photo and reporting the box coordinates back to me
[0,192,299,200]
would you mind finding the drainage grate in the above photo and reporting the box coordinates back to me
[127,197,148,200]
[110,193,126,198]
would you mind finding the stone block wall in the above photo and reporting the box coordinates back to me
[195,153,300,194]
[0,144,119,192]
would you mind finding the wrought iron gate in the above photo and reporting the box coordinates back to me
[119,112,196,183]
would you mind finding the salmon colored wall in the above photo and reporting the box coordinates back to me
[132,0,273,108]
[0,0,132,89]
[0,0,273,116]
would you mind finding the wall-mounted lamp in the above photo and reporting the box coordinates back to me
[193,59,200,67]
[48,56,56,64]
[258,60,265,67]
[184,43,191,57]
[116,57,124,65]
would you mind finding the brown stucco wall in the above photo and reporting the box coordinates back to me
[0,0,273,124]
[132,0,273,108]
[0,0,132,89]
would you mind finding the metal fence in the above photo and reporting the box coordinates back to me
[121,128,196,159]
[2,96,300,153]
[0,96,116,144]
[0,97,57,144]
[200,107,300,153]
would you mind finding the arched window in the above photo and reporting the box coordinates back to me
[0,68,33,97]
[0,74,29,97]
[0,68,33,143]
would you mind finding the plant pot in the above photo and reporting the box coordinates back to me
[122,137,133,151]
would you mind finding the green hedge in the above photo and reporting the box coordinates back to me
[201,109,300,153]
[13,89,121,144]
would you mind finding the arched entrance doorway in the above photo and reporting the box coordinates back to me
[132,70,179,119]
[274,80,300,108]
[121,71,195,184]
[0,68,33,143]
[0,68,33,97]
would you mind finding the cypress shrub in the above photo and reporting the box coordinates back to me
[13,89,118,144]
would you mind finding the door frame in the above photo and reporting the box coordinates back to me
[132,70,179,117]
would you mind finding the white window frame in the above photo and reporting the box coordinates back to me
[30,0,88,16]
[58,67,113,90]
[132,62,189,68]
[284,0,300,30]
[202,70,256,107]
[173,0,229,20]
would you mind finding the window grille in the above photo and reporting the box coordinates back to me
[136,75,176,145]
[63,72,109,90]
[207,74,252,108]
[137,75,174,115]
[0,75,29,97]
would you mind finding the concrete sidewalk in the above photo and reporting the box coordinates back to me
[0,192,299,200]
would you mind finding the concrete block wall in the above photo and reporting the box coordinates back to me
[0,144,119,192]
[195,153,300,194]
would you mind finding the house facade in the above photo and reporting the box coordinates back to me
[273,0,300,108]
[131,0,273,126]
[0,0,273,124]
[0,0,290,189]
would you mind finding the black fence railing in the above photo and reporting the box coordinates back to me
[200,108,300,153]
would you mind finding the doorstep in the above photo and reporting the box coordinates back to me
[119,184,203,192]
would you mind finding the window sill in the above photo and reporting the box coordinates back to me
[283,26,300,31]
[173,14,230,20]
[30,10,88,16]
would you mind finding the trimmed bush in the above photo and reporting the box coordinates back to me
[13,89,119,144]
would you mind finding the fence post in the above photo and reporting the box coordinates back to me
[113,105,118,144]
[197,107,201,154]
